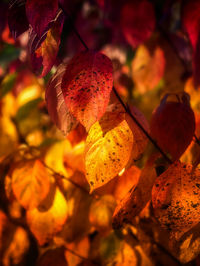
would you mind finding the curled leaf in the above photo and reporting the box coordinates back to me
[45,63,78,134]
[29,10,64,77]
[26,0,58,37]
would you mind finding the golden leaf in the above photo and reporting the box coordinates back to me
[85,104,134,191]
[12,160,50,210]
[26,183,68,245]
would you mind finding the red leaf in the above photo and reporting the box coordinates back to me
[150,94,195,160]
[182,0,200,87]
[26,0,58,37]
[120,0,155,48]
[61,50,113,130]
[45,63,78,134]
[182,0,200,50]
[29,10,64,77]
[8,0,29,39]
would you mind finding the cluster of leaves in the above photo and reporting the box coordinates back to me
[1,0,200,265]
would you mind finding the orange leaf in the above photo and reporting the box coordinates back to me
[152,161,200,237]
[112,154,158,229]
[26,183,68,245]
[85,104,134,192]
[12,160,50,210]
[132,45,165,93]
[61,50,113,130]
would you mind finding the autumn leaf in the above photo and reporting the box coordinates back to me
[26,0,58,37]
[26,183,68,245]
[29,10,64,77]
[132,45,165,93]
[182,0,200,88]
[112,153,158,229]
[11,159,51,210]
[8,0,29,39]
[45,63,78,134]
[120,0,155,48]
[85,104,134,192]
[150,93,195,160]
[61,50,113,130]
[89,195,116,231]
[152,161,200,237]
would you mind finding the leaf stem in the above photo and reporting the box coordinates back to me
[58,3,89,51]
[113,87,172,164]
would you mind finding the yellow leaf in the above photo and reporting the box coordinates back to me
[85,104,134,191]
[89,195,116,231]
[26,183,68,245]
[132,45,165,93]
[12,160,50,210]
[45,140,71,177]
[0,116,18,157]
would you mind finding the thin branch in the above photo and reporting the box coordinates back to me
[58,3,89,51]
[194,134,200,146]
[113,87,172,164]
[40,160,91,195]
[58,6,172,164]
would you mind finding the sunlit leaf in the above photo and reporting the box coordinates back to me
[45,140,71,177]
[132,45,165,93]
[0,116,18,157]
[61,50,113,130]
[26,183,68,245]
[64,141,85,173]
[120,0,155,48]
[152,161,200,236]
[113,241,153,266]
[12,159,51,210]
[85,104,134,192]
[112,153,158,229]
[26,0,58,37]
[2,226,30,266]
[45,63,78,134]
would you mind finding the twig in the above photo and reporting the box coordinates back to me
[194,134,200,146]
[113,87,172,164]
[58,3,89,51]
[41,160,91,195]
